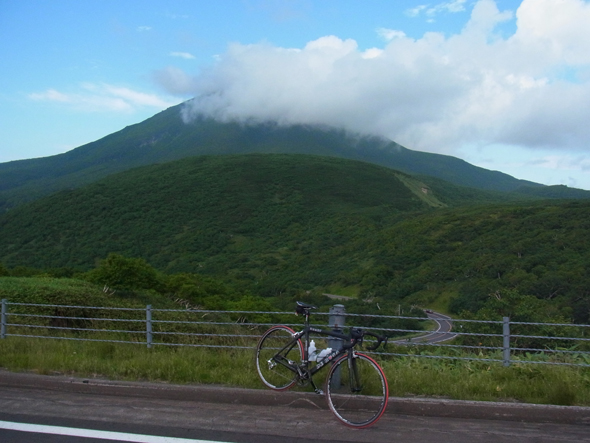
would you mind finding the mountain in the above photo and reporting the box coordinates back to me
[3,101,588,213]
[0,154,444,271]
[1,154,589,322]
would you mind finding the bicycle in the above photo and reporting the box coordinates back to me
[255,301,389,428]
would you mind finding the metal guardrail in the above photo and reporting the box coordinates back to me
[1,299,590,368]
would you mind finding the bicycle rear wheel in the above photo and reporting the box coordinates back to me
[325,352,388,428]
[255,325,303,390]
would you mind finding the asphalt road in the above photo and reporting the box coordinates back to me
[420,311,457,343]
[1,371,590,443]
[393,311,456,345]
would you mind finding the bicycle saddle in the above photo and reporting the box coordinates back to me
[295,301,317,315]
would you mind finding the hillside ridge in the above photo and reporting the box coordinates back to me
[0,154,438,271]
[3,101,587,212]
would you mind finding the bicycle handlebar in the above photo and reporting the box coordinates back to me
[363,331,388,351]
[293,302,388,351]
[344,328,388,351]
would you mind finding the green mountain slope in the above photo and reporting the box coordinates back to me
[3,101,587,212]
[0,154,439,272]
[1,153,589,322]
[381,201,590,322]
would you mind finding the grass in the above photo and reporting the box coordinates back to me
[1,336,589,406]
[0,337,261,388]
[382,356,589,406]
[323,285,360,299]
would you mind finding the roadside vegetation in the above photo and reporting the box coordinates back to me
[1,272,589,407]
[1,337,588,407]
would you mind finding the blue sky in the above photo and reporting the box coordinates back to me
[2,0,590,190]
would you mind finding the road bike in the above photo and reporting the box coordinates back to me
[255,301,389,428]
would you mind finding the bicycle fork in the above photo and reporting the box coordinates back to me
[349,353,362,393]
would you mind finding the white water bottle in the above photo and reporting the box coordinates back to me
[317,348,332,361]
[308,340,317,361]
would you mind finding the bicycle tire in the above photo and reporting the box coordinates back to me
[325,352,389,428]
[255,325,303,390]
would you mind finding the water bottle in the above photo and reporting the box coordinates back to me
[317,348,332,361]
[308,340,317,361]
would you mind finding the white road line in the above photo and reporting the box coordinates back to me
[0,420,233,443]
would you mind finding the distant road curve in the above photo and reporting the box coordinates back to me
[394,311,457,345]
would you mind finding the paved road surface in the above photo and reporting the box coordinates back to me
[420,311,457,343]
[1,371,589,442]
[393,311,456,345]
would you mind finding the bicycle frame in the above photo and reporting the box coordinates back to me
[271,311,355,392]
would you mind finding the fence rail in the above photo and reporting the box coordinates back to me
[1,299,590,368]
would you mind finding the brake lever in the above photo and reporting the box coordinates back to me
[365,334,387,351]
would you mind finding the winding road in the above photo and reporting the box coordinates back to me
[394,311,456,345]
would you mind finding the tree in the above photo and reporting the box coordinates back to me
[458,289,574,350]
[164,272,232,308]
[83,253,162,291]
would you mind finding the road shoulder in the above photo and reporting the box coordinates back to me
[1,369,589,426]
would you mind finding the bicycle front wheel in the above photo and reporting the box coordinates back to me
[326,352,389,428]
[255,325,303,391]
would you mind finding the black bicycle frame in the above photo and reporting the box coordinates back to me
[272,313,355,388]
[298,325,351,373]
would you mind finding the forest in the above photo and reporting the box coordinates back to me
[1,154,589,324]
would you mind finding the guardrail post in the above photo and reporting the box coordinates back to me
[328,304,346,350]
[328,304,346,388]
[503,316,511,367]
[146,305,153,349]
[1,299,6,339]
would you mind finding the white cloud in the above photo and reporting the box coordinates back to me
[171,0,590,157]
[361,48,384,59]
[407,0,468,18]
[406,5,428,17]
[29,89,70,103]
[376,28,406,41]
[166,12,189,20]
[28,83,179,112]
[170,51,196,60]
[514,0,590,65]
[438,0,468,13]
[137,26,152,32]
[153,67,199,96]
[531,154,590,172]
